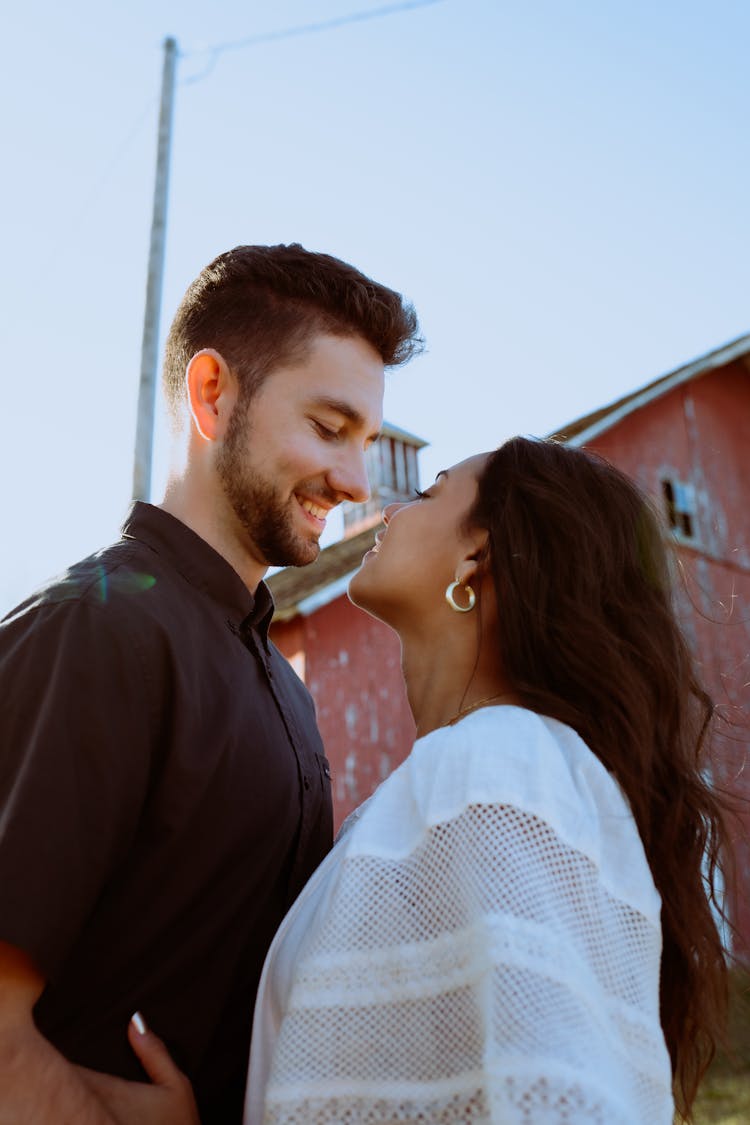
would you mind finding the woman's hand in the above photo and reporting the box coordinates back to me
[77,1013,201,1125]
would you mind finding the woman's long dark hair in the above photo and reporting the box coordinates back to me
[471,436,730,1119]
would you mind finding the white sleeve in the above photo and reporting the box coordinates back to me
[261,792,673,1124]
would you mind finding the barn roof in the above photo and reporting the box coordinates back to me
[379,420,428,448]
[549,332,750,447]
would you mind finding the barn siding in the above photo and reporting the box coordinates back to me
[271,596,415,830]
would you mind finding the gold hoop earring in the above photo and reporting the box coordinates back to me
[445,580,476,613]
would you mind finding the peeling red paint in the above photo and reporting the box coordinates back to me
[271,596,415,830]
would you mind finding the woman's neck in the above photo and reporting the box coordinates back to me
[400,636,516,739]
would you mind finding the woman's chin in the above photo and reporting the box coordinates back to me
[347,571,385,620]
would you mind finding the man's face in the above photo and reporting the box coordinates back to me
[216,333,385,569]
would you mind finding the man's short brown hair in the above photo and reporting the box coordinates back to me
[163,243,422,417]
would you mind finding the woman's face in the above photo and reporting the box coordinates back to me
[348,452,490,628]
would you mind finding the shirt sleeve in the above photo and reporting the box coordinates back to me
[0,595,154,978]
[260,797,673,1124]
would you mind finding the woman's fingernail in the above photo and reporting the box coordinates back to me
[131,1011,147,1035]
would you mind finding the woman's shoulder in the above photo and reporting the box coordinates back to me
[408,705,611,817]
[352,705,660,918]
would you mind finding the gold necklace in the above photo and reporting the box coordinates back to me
[444,692,517,727]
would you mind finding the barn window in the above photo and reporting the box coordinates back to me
[379,436,416,495]
[662,478,697,540]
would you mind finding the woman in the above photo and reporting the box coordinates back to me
[120,438,729,1123]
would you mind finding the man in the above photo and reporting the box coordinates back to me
[0,244,421,1123]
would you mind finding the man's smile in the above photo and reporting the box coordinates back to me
[295,493,335,529]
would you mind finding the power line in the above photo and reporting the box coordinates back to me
[42,93,157,282]
[179,0,445,84]
[71,96,158,218]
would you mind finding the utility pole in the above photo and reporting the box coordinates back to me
[132,36,178,503]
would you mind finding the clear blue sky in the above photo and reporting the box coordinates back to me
[1,0,748,611]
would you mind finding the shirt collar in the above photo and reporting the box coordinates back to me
[121,502,275,637]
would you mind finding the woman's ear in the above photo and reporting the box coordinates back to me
[185,349,238,441]
[454,530,490,588]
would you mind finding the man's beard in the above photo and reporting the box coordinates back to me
[216,404,323,568]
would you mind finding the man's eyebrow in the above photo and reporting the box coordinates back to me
[309,396,381,443]
[436,469,449,481]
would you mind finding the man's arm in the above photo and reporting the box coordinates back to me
[0,941,117,1125]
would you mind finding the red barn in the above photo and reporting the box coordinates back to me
[550,333,750,962]
[269,336,750,960]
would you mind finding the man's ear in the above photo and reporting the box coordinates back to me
[185,349,238,442]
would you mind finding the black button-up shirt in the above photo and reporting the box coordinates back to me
[0,502,332,1123]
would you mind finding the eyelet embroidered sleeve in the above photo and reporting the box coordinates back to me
[257,709,674,1124]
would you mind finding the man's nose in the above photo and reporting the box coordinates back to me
[328,448,370,504]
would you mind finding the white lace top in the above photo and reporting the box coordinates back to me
[244,706,674,1124]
